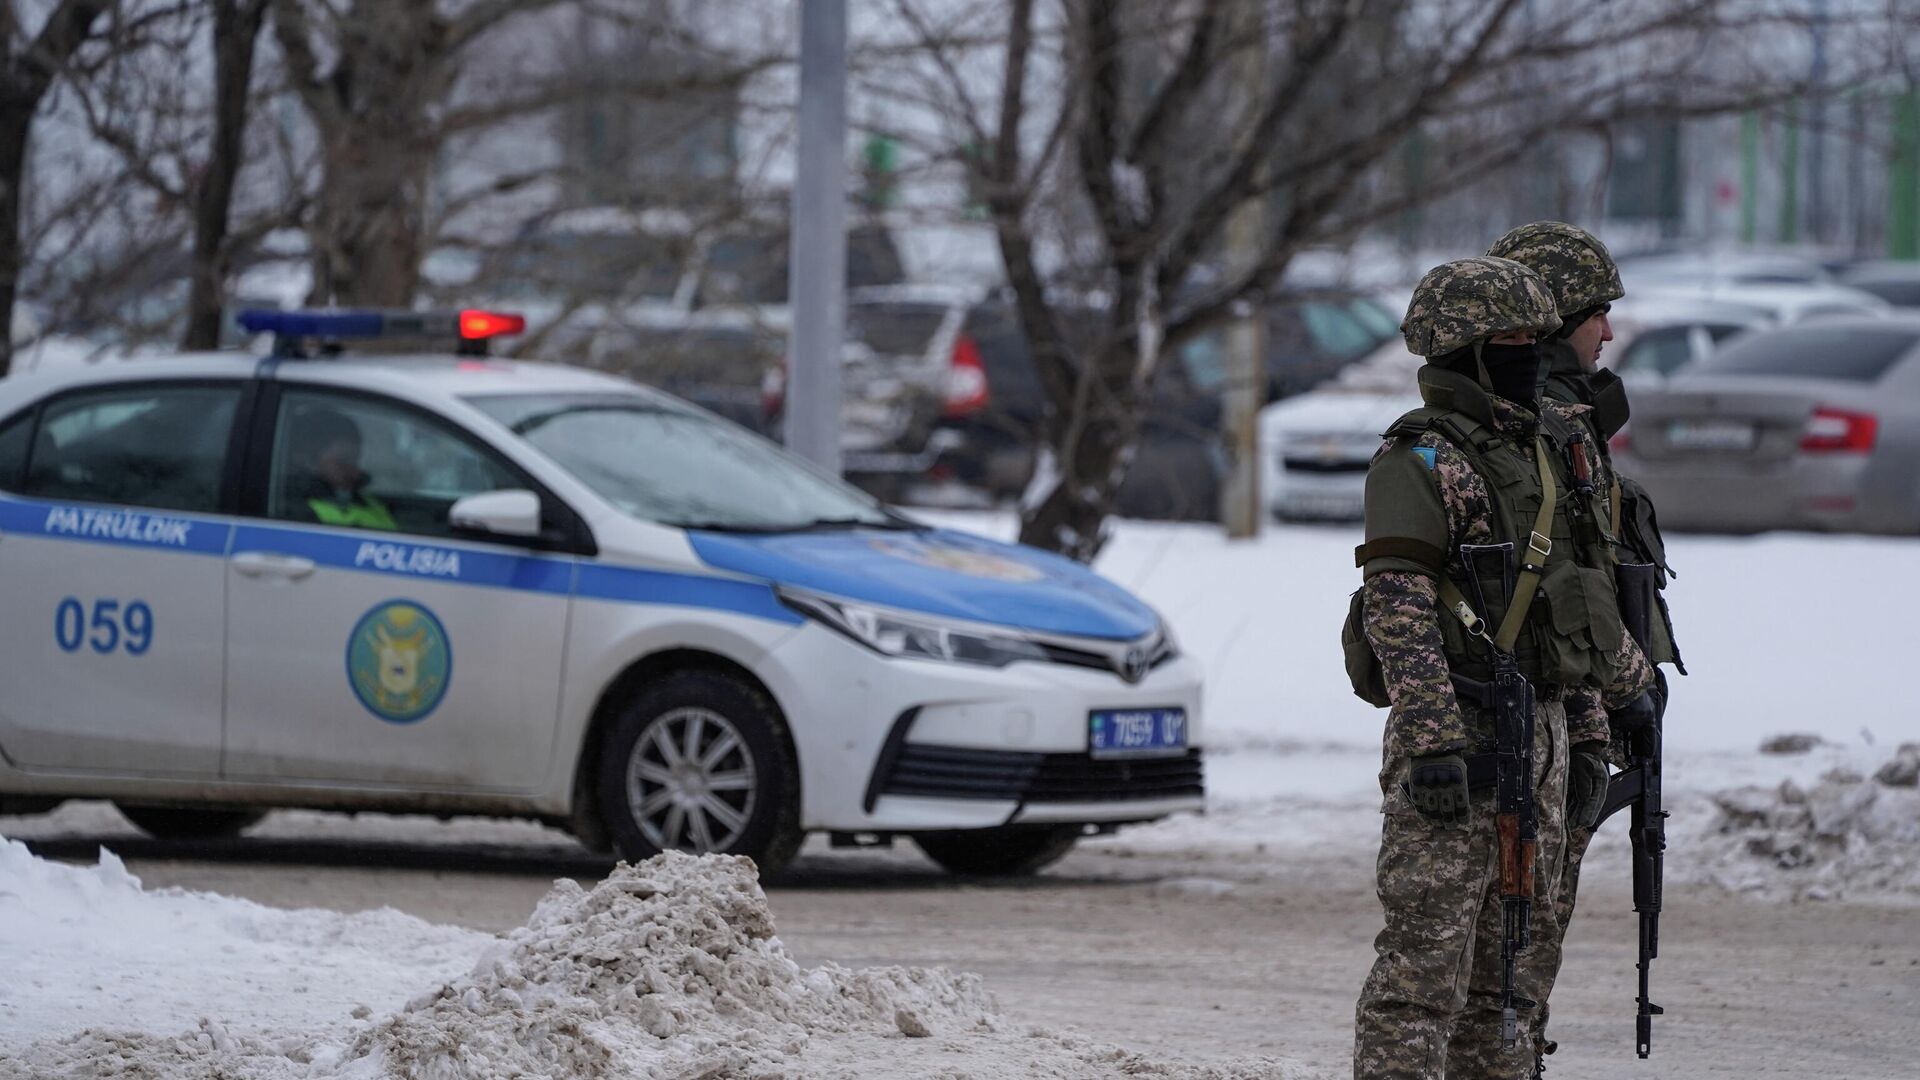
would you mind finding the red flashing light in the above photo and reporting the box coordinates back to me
[459,309,525,340]
[1799,406,1877,453]
[943,333,990,418]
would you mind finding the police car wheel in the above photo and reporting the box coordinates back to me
[912,825,1079,877]
[596,670,801,875]
[115,803,266,840]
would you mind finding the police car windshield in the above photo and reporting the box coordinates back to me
[468,393,903,532]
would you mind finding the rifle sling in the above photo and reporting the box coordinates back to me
[1434,436,1558,656]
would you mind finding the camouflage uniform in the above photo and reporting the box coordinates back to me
[1352,258,1654,1080]
[1488,223,1645,1072]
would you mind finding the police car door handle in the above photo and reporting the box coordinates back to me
[231,551,317,581]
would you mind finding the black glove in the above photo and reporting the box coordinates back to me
[1406,752,1471,824]
[1609,686,1663,732]
[1567,741,1610,829]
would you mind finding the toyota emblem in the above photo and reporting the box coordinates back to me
[1121,646,1148,683]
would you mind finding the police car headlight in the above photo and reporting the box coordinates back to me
[777,588,1047,667]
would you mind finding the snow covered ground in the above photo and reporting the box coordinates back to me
[3,515,1917,1075]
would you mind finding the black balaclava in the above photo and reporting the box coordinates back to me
[1479,342,1543,409]
[1438,341,1543,411]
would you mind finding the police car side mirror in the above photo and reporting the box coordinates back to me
[449,489,542,539]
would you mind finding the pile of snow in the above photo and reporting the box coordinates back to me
[1,845,1309,1078]
[1690,745,1920,902]
[0,837,490,1047]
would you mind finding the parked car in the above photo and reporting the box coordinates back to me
[768,287,1397,520]
[1616,251,1834,287]
[1605,296,1773,388]
[1632,280,1890,325]
[579,318,785,433]
[768,287,1227,521]
[1837,261,1920,309]
[1260,388,1420,522]
[0,308,1202,877]
[1614,315,1920,534]
[1252,296,1775,523]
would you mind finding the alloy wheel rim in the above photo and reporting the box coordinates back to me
[625,706,757,853]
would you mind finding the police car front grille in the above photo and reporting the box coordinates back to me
[877,745,1204,803]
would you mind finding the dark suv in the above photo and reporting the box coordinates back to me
[774,287,1394,520]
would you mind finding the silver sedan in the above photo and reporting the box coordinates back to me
[1614,315,1920,534]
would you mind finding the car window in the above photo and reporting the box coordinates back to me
[1691,325,1919,381]
[1299,301,1377,360]
[1347,297,1401,340]
[1849,279,1920,307]
[1177,332,1229,394]
[0,410,31,490]
[269,389,521,536]
[605,327,781,385]
[1616,326,1696,376]
[470,392,892,531]
[849,303,947,358]
[23,383,239,512]
[1704,322,1752,343]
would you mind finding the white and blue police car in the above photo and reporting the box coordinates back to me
[0,310,1202,875]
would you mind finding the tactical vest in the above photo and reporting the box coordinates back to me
[1349,366,1628,699]
[1539,350,1685,671]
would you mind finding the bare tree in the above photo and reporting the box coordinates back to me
[886,0,1912,560]
[269,0,786,309]
[0,0,113,374]
[182,0,266,347]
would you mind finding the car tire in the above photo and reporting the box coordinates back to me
[595,669,803,877]
[912,825,1079,877]
[115,803,265,840]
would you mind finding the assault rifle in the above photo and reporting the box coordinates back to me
[1456,543,1538,1049]
[1598,562,1666,1059]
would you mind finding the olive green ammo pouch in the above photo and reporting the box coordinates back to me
[1615,474,1685,671]
[1531,560,1627,686]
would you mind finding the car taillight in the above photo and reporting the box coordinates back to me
[1799,406,1877,453]
[943,333,989,419]
[761,361,787,419]
[1609,427,1631,454]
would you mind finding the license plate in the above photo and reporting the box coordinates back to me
[1666,419,1757,451]
[1089,708,1188,758]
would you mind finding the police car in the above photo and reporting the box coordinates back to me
[0,310,1202,875]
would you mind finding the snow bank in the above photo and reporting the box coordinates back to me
[0,838,491,1048]
[0,847,1310,1078]
[1688,745,1920,903]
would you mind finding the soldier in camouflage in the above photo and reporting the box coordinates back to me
[1488,222,1677,1075]
[1350,256,1655,1080]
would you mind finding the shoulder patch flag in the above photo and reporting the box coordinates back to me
[1412,447,1438,470]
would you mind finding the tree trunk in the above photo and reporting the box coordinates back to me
[182,0,268,350]
[1015,339,1148,562]
[0,101,30,376]
[309,128,432,307]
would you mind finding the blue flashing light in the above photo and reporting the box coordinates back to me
[237,309,392,338]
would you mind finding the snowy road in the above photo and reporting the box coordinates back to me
[4,518,1918,1076]
[8,755,1919,1079]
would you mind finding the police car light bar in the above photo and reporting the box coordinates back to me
[236,308,527,354]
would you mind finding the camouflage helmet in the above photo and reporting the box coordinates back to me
[1486,221,1625,317]
[1400,256,1563,359]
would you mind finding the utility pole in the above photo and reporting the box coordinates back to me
[1221,8,1268,540]
[788,0,848,474]
[1807,0,1829,244]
